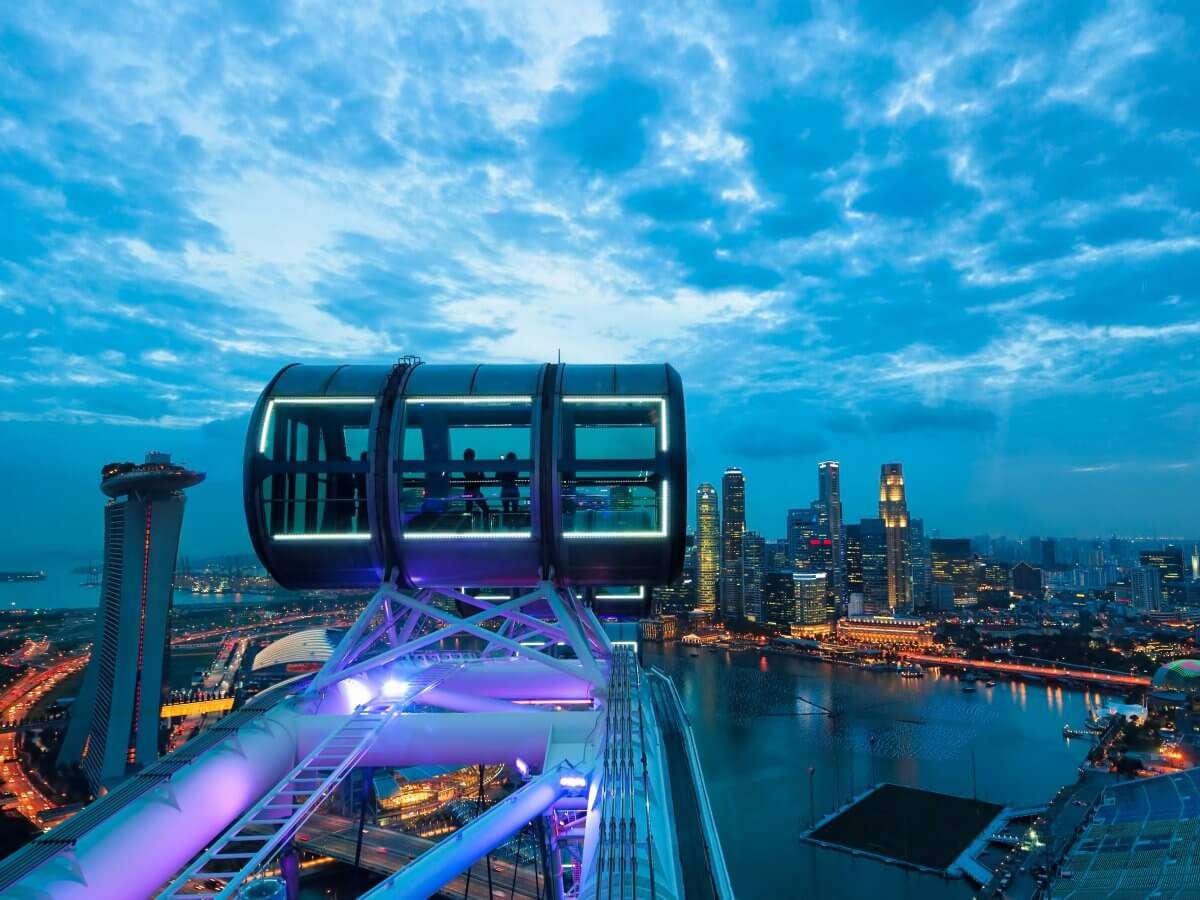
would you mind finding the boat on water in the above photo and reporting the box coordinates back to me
[899,666,924,678]
[688,650,700,657]
[1085,709,1112,732]
[962,682,977,693]
[985,680,997,687]
[1063,725,1097,740]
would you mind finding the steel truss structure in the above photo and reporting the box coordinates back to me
[0,579,733,900]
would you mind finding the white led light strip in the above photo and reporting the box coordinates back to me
[273,533,372,542]
[405,396,533,405]
[404,531,531,540]
[597,586,646,600]
[564,480,669,540]
[257,397,375,454]
[562,395,668,452]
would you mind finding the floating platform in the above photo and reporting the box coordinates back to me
[803,783,1003,875]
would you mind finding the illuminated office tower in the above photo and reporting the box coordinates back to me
[909,517,931,608]
[878,463,910,611]
[786,507,812,569]
[817,461,844,597]
[762,573,795,631]
[695,483,719,614]
[720,467,746,620]
[794,572,830,629]
[844,523,864,599]
[930,538,976,606]
[859,518,888,613]
[1140,546,1186,608]
[60,453,204,792]
[1131,565,1163,612]
[742,531,765,622]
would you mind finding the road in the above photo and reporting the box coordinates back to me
[981,769,1117,899]
[899,654,1151,689]
[0,654,88,826]
[298,813,542,899]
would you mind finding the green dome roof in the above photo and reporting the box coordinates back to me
[1152,659,1200,692]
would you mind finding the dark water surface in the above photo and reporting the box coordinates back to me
[643,643,1107,900]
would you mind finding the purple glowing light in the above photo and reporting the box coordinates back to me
[382,678,411,698]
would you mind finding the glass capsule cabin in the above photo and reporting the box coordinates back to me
[244,362,686,592]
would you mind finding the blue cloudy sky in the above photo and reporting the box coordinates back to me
[2,0,1198,559]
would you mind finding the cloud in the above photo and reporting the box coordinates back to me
[539,70,662,174]
[2,1,1200,545]
[723,427,827,459]
[868,401,997,433]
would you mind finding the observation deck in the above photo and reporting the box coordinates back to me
[100,455,205,498]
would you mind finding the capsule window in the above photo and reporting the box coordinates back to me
[400,397,534,537]
[560,398,668,537]
[257,398,374,541]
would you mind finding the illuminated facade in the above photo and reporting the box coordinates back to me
[60,453,204,792]
[762,572,795,631]
[844,523,864,599]
[835,614,934,648]
[930,538,976,606]
[859,517,888,613]
[695,483,719,614]
[794,572,830,627]
[878,463,911,611]
[720,467,745,620]
[1141,546,1186,608]
[743,531,765,621]
[817,461,844,598]
[1132,565,1164,612]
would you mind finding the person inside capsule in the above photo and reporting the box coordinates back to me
[461,448,490,529]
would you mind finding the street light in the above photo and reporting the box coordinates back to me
[808,766,816,829]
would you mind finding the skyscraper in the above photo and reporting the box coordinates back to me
[695,483,719,615]
[720,467,746,620]
[794,572,831,628]
[878,463,911,611]
[930,538,976,607]
[844,523,864,600]
[762,573,795,631]
[1131,565,1163,612]
[785,507,811,570]
[859,518,889,614]
[742,531,765,622]
[817,461,844,597]
[60,453,204,792]
[1140,546,1186,607]
[909,517,931,608]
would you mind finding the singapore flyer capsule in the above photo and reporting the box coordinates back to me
[244,360,687,594]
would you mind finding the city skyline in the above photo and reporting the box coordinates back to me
[4,2,1200,556]
[3,4,1200,898]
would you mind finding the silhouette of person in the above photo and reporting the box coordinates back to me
[462,448,489,528]
[498,451,520,525]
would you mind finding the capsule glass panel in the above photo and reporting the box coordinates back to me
[258,398,374,540]
[399,397,535,538]
[559,398,667,538]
